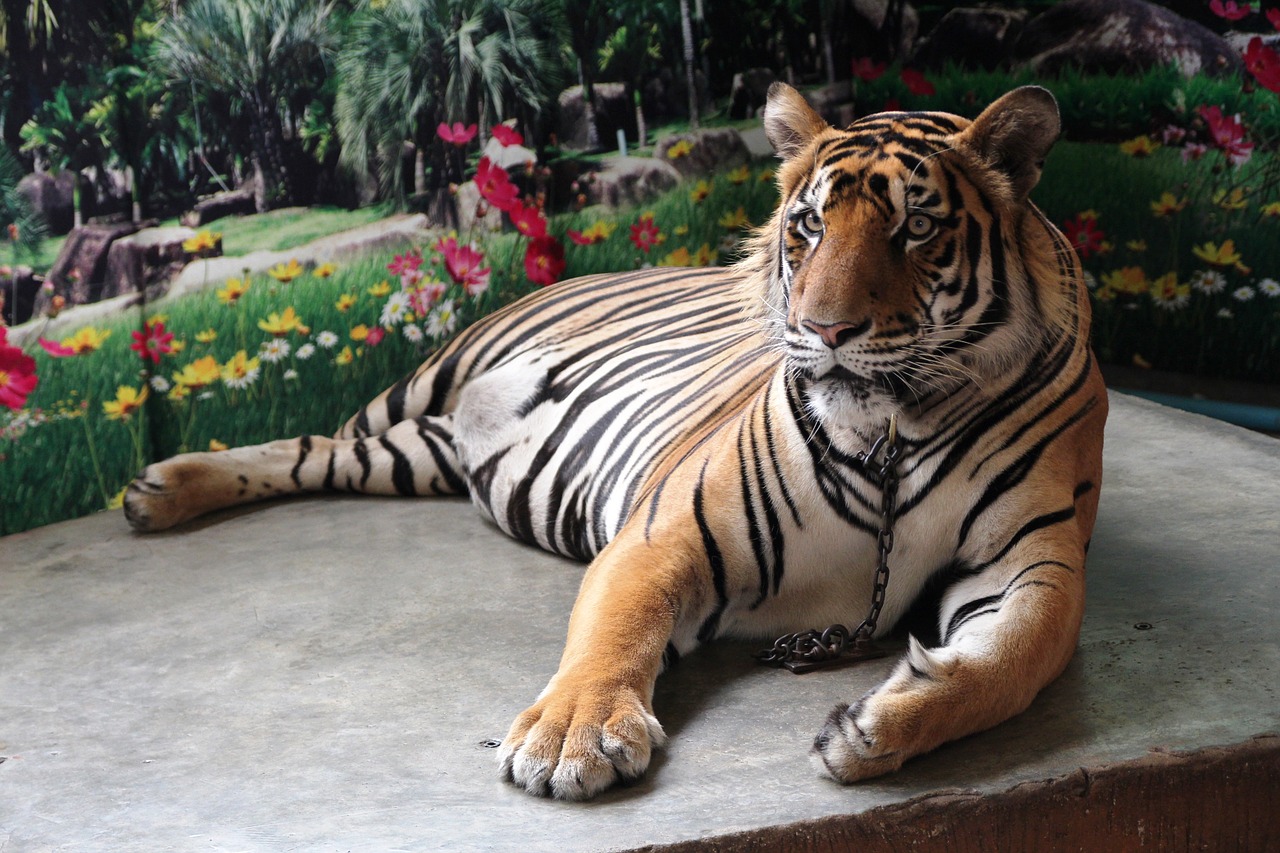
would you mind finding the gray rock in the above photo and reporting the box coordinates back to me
[556,83,637,151]
[1013,0,1244,78]
[729,68,776,120]
[181,187,257,227]
[912,6,1030,71]
[0,266,40,326]
[17,171,78,236]
[38,221,149,312]
[653,129,751,179]
[101,226,203,301]
[575,157,682,209]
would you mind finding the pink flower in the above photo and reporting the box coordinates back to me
[365,326,386,346]
[1268,7,1280,29]
[38,337,78,357]
[508,202,548,240]
[387,250,423,277]
[410,282,448,315]
[437,122,477,145]
[852,57,886,82]
[524,237,565,287]
[436,235,491,296]
[900,68,935,96]
[474,157,520,213]
[130,319,175,365]
[0,327,38,411]
[1242,37,1280,93]
[1198,105,1254,166]
[400,267,425,290]
[1182,142,1209,163]
[1209,0,1251,20]
[1063,214,1105,259]
[492,124,524,147]
[629,213,664,253]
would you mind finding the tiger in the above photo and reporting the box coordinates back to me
[124,82,1107,801]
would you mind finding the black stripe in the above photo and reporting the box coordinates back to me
[379,435,416,496]
[693,463,728,643]
[290,435,311,488]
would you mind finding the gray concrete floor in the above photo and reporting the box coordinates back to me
[2,393,1278,852]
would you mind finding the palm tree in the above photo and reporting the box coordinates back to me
[19,83,110,228]
[155,0,335,212]
[334,0,562,213]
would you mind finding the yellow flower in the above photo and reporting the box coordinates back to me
[1150,192,1188,218]
[146,314,169,326]
[103,385,149,420]
[335,345,354,365]
[1212,187,1248,211]
[217,277,250,305]
[1260,201,1280,218]
[757,169,774,183]
[335,293,356,312]
[1119,135,1159,157]
[368,280,393,297]
[60,326,110,354]
[581,221,616,242]
[349,324,370,342]
[268,258,304,283]
[195,328,218,343]
[693,243,717,266]
[167,384,190,402]
[220,350,261,386]
[689,180,712,203]
[108,487,127,510]
[1100,266,1148,296]
[674,224,690,236]
[1150,272,1190,303]
[1126,240,1147,252]
[172,355,222,390]
[1077,209,1100,222]
[313,262,337,278]
[727,165,751,184]
[209,439,229,452]
[718,206,750,230]
[659,246,693,267]
[258,306,305,336]
[182,230,220,254]
[1191,239,1250,274]
[666,139,694,159]
[170,340,186,354]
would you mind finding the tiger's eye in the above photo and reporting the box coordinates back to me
[800,209,824,236]
[906,213,936,240]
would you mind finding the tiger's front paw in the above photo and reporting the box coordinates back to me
[809,696,908,783]
[498,679,666,800]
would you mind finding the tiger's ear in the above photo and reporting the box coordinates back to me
[764,83,830,160]
[957,86,1060,200]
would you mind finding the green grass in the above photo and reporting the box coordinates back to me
[198,203,396,254]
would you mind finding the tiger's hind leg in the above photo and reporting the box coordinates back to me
[124,414,465,532]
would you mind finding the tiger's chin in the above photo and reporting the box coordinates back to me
[803,373,902,433]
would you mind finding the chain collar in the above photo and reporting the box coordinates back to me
[755,414,901,673]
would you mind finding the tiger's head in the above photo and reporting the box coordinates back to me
[740,83,1086,426]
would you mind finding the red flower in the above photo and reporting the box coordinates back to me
[387,250,423,276]
[524,237,565,287]
[900,68,935,96]
[1242,37,1280,93]
[1268,7,1280,29]
[38,337,78,357]
[1063,214,1105,259]
[436,235,491,296]
[1209,0,1251,20]
[492,124,524,147]
[437,122,477,145]
[0,327,38,411]
[475,156,520,213]
[1198,105,1254,165]
[852,57,886,82]
[410,282,447,315]
[508,202,548,239]
[629,213,664,253]
[365,326,386,347]
[130,319,175,365]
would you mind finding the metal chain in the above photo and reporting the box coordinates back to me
[755,415,901,673]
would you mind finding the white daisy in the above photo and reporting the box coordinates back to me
[1190,270,1227,294]
[260,338,291,363]
[283,368,299,381]
[223,364,261,390]
[1217,308,1234,319]
[1233,286,1255,302]
[1258,277,1280,297]
[296,342,316,360]
[426,300,458,338]
[380,291,412,327]
[316,330,340,349]
[1082,270,1098,291]
[197,391,215,401]
[149,375,171,393]
[402,323,424,343]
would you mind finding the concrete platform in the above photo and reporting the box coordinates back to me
[2,393,1278,851]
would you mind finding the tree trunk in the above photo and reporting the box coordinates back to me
[578,58,600,152]
[248,90,294,211]
[680,0,700,129]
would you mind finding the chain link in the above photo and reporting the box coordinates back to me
[755,415,901,672]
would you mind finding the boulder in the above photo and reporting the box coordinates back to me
[181,187,257,227]
[1012,0,1244,78]
[101,226,202,301]
[39,221,149,311]
[0,266,40,326]
[454,180,504,233]
[653,129,752,179]
[556,83,637,151]
[729,68,777,120]
[574,157,682,209]
[805,80,856,126]
[849,0,920,60]
[912,7,1030,71]
[17,171,77,236]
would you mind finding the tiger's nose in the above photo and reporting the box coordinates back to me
[802,319,870,349]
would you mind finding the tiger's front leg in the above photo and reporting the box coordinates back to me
[811,515,1090,782]
[498,521,717,800]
